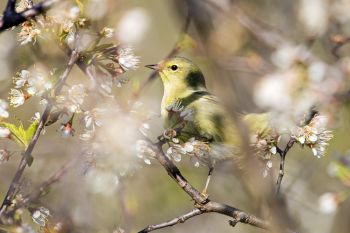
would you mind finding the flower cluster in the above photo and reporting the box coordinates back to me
[9,69,53,107]
[166,138,211,167]
[56,84,86,113]
[136,140,156,165]
[293,115,333,158]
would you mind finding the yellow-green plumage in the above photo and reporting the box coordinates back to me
[149,57,268,159]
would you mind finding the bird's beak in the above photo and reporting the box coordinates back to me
[145,64,159,71]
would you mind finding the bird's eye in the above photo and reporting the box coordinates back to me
[170,65,178,71]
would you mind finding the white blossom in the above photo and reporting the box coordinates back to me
[83,108,106,131]
[117,46,140,71]
[9,89,26,107]
[0,99,9,118]
[116,8,150,44]
[13,70,30,88]
[27,74,52,96]
[32,207,50,227]
[0,127,10,138]
[293,115,333,158]
[318,192,338,214]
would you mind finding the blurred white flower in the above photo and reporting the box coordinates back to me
[13,224,35,233]
[9,89,26,107]
[0,127,10,138]
[299,0,329,37]
[69,6,80,19]
[254,72,292,111]
[32,207,50,227]
[117,46,140,71]
[83,108,106,131]
[308,61,326,83]
[271,44,310,69]
[27,74,52,96]
[58,84,86,113]
[79,130,94,141]
[85,169,119,195]
[318,192,338,214]
[0,99,9,118]
[293,115,333,158]
[13,70,30,88]
[100,27,114,38]
[136,139,155,164]
[116,8,150,44]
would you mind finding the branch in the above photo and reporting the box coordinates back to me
[138,141,270,232]
[276,139,296,195]
[0,50,79,220]
[0,0,62,32]
[139,208,203,233]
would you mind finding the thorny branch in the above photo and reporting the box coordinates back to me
[138,141,270,232]
[0,50,79,221]
[0,0,62,32]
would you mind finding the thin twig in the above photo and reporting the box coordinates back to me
[0,50,79,219]
[0,0,62,32]
[276,139,295,195]
[139,208,203,233]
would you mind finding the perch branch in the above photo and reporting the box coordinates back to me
[138,141,270,232]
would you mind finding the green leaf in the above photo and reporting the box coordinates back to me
[0,119,39,150]
[0,122,27,149]
[25,120,39,144]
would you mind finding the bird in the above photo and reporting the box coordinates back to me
[145,57,269,195]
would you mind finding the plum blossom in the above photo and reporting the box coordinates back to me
[293,115,333,158]
[116,46,140,71]
[9,89,26,107]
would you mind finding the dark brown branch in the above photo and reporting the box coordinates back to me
[0,50,79,220]
[138,141,270,232]
[276,139,295,194]
[0,0,62,32]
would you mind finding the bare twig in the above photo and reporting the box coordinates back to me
[138,141,270,232]
[0,50,79,219]
[139,208,203,233]
[0,0,62,32]
[276,139,296,195]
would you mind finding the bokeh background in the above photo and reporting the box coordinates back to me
[1,0,350,232]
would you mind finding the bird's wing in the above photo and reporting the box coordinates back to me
[184,92,241,148]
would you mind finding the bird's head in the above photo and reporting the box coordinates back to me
[146,57,206,92]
